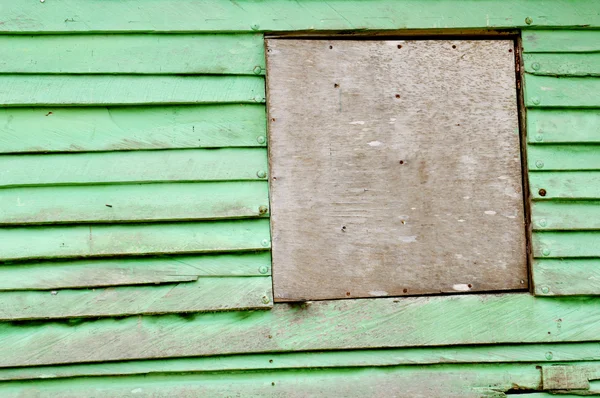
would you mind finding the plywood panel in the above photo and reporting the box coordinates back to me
[266,39,526,301]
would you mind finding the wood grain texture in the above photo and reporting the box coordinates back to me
[0,277,272,320]
[532,201,600,230]
[533,231,600,258]
[0,364,544,398]
[528,145,600,171]
[0,182,268,225]
[0,148,268,188]
[267,39,526,301]
[530,172,600,200]
[524,75,600,108]
[0,75,265,106]
[0,220,271,261]
[0,294,599,367]
[0,0,598,33]
[527,109,600,144]
[0,253,271,291]
[1,343,598,381]
[0,34,265,75]
[0,105,267,153]
[522,30,600,53]
[533,259,600,296]
[523,53,600,76]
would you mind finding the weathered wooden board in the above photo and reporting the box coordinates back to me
[0,148,268,188]
[533,232,600,258]
[0,253,271,291]
[0,0,598,33]
[527,109,600,144]
[0,182,268,224]
[533,259,600,296]
[0,219,271,261]
[532,201,600,230]
[530,172,600,200]
[267,39,526,301]
[525,75,600,108]
[1,343,598,381]
[0,364,545,398]
[0,105,267,153]
[0,277,272,320]
[0,75,265,106]
[523,53,600,77]
[528,145,600,171]
[0,294,599,367]
[0,34,264,75]
[523,30,600,53]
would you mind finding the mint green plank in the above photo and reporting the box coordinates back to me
[0,148,268,188]
[0,75,265,106]
[529,172,600,200]
[0,277,272,320]
[0,253,271,291]
[524,75,600,108]
[0,182,268,225]
[1,294,600,367]
[532,201,600,230]
[533,259,600,296]
[1,343,598,381]
[0,34,264,75]
[0,105,267,153]
[527,109,600,144]
[533,231,600,258]
[0,364,544,398]
[0,0,599,32]
[0,219,270,261]
[523,30,600,53]
[528,145,600,171]
[524,53,600,76]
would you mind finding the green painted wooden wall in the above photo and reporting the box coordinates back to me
[0,1,599,396]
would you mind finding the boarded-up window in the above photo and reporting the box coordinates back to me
[266,39,527,302]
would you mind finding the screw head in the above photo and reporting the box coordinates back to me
[542,248,551,257]
[538,219,547,227]
[257,136,266,144]
[254,95,265,103]
[535,134,543,142]
[535,160,544,169]
[253,66,263,75]
[259,265,269,274]
[545,351,553,360]
[258,205,269,215]
[525,17,533,25]
[251,24,260,31]
[532,62,540,71]
[532,97,541,105]
[257,170,267,178]
[261,239,270,247]
[262,295,270,304]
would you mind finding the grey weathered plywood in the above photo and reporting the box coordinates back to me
[266,39,526,301]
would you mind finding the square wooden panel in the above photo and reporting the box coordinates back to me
[266,39,527,301]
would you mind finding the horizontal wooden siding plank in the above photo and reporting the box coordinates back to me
[0,294,598,367]
[0,277,272,320]
[0,252,271,291]
[0,105,267,153]
[524,75,600,108]
[527,109,600,144]
[0,219,271,261]
[523,53,600,76]
[0,148,268,188]
[0,182,269,225]
[527,145,600,171]
[0,0,599,33]
[529,172,600,200]
[531,201,600,230]
[0,34,265,75]
[0,75,265,106]
[533,231,600,258]
[533,259,600,296]
[522,30,600,53]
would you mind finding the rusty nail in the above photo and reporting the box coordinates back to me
[257,136,266,144]
[525,17,533,25]
[538,189,547,197]
[262,296,270,304]
[259,266,269,274]
[535,160,544,169]
[259,205,268,215]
